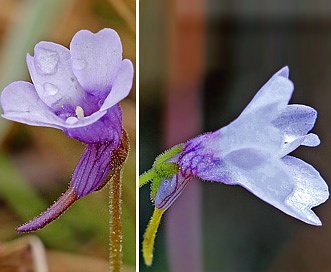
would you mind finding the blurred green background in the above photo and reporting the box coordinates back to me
[140,0,331,271]
[0,0,135,271]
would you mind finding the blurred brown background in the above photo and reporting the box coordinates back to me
[0,0,135,271]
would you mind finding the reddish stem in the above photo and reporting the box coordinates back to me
[17,186,78,232]
[109,171,122,272]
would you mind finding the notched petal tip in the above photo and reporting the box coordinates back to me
[70,28,124,95]
[283,156,329,225]
[17,186,79,232]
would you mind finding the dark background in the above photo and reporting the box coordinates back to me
[140,1,331,271]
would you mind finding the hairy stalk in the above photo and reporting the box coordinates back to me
[109,171,122,272]
[143,208,165,266]
[109,129,129,272]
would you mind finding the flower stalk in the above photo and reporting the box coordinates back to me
[108,129,129,271]
[142,208,165,266]
[109,171,122,272]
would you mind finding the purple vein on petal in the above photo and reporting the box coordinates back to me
[71,142,115,198]
[17,186,78,232]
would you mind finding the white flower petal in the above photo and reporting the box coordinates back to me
[283,156,329,225]
[240,67,294,120]
[217,117,283,155]
[278,133,320,158]
[223,153,327,225]
[272,104,317,140]
[302,133,320,146]
[178,66,328,226]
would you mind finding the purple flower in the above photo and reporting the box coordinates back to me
[1,28,133,231]
[151,67,329,226]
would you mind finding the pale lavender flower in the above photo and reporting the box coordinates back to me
[154,67,328,226]
[1,28,133,231]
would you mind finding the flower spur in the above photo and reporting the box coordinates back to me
[140,66,329,265]
[1,28,133,232]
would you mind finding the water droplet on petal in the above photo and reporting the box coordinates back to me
[66,117,78,124]
[113,50,118,55]
[98,100,104,107]
[72,58,87,71]
[35,48,59,75]
[43,83,59,96]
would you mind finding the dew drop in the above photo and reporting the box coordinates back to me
[72,58,87,71]
[35,48,59,75]
[98,100,104,107]
[66,117,78,124]
[43,83,59,96]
